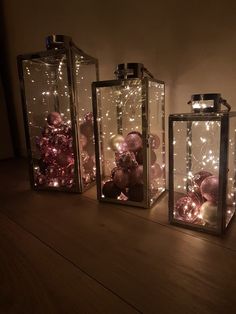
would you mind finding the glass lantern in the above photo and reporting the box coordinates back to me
[17,35,99,192]
[92,63,165,208]
[169,93,236,234]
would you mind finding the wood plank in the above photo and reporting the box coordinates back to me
[84,184,236,251]
[0,212,139,314]
[1,159,236,313]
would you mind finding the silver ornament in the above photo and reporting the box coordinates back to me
[109,134,125,151]
[199,201,218,226]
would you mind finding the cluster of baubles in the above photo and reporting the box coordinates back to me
[174,171,219,226]
[34,111,95,189]
[102,131,162,202]
[79,112,96,186]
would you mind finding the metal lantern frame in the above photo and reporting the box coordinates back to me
[169,111,236,234]
[92,75,166,208]
[17,36,99,193]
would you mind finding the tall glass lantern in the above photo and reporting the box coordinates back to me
[18,35,99,192]
[169,93,236,234]
[92,63,165,208]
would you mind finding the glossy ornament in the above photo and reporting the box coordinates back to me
[193,171,212,187]
[113,168,129,189]
[199,201,218,226]
[150,163,162,179]
[174,195,201,223]
[102,181,121,198]
[125,132,143,152]
[109,134,125,151]
[129,165,143,186]
[200,175,219,203]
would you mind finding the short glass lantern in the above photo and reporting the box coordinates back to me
[92,63,165,208]
[169,93,236,234]
[18,35,99,192]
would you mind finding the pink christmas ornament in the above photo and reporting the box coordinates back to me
[174,194,201,223]
[150,163,162,180]
[200,175,219,203]
[193,171,212,187]
[135,149,143,165]
[125,131,143,152]
[47,112,62,127]
[84,112,93,123]
[56,151,74,167]
[50,134,68,150]
[115,150,138,169]
[151,150,157,165]
[149,134,160,150]
[83,157,95,173]
[129,165,143,186]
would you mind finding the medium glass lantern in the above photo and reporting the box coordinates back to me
[169,93,236,234]
[92,63,165,208]
[17,35,99,192]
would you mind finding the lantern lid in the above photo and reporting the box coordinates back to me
[114,63,154,79]
[188,93,230,113]
[46,35,72,50]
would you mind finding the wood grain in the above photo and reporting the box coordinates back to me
[1,159,236,314]
[0,212,139,314]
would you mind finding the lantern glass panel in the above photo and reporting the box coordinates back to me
[73,54,97,189]
[226,117,236,226]
[18,37,98,192]
[172,119,221,230]
[22,54,76,189]
[93,74,165,208]
[95,79,144,202]
[148,81,165,206]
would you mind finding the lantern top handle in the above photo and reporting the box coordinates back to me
[114,63,154,80]
[187,93,231,113]
[46,35,72,50]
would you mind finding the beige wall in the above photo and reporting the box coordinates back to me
[3,0,236,156]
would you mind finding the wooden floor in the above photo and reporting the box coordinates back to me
[1,159,236,314]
